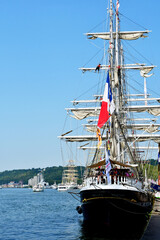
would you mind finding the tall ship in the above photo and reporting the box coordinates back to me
[57,160,79,191]
[59,0,159,234]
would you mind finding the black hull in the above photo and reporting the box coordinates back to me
[80,188,154,232]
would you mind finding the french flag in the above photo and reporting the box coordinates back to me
[97,71,115,128]
[158,152,160,163]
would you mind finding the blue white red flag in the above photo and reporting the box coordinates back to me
[105,150,112,175]
[116,0,120,14]
[158,152,160,163]
[97,71,115,128]
[105,150,111,184]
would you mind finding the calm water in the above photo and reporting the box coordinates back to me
[0,188,159,240]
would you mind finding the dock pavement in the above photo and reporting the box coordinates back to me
[142,199,160,240]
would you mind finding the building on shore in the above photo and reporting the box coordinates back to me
[28,170,49,188]
[28,172,44,187]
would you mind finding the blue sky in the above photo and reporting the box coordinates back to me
[0,0,160,171]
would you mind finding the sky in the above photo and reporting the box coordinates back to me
[0,0,160,171]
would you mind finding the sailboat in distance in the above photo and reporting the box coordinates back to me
[57,160,79,191]
[59,0,159,233]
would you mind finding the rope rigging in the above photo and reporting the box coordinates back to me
[119,12,148,31]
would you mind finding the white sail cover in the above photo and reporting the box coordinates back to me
[139,126,159,133]
[70,111,92,120]
[59,133,160,143]
[69,105,160,118]
[127,134,160,143]
[148,108,160,116]
[80,64,155,73]
[86,31,149,40]
[59,135,106,142]
[126,105,160,116]
[126,124,160,133]
[140,67,154,78]
[86,125,97,133]
[86,124,159,133]
[68,108,100,120]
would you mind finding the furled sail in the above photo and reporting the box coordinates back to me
[148,108,160,116]
[70,111,91,120]
[85,123,160,133]
[140,67,154,78]
[79,64,155,73]
[127,134,160,143]
[86,30,150,40]
[59,134,106,142]
[126,105,160,116]
[69,105,160,120]
[85,125,98,133]
[59,133,160,143]
[79,146,158,150]
[125,124,160,133]
[87,159,138,169]
[67,107,100,120]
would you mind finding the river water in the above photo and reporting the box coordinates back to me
[0,188,159,240]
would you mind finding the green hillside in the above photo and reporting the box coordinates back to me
[0,166,85,185]
[0,159,158,186]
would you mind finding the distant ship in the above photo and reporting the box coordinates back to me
[57,160,78,191]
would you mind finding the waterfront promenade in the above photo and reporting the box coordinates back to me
[142,199,160,240]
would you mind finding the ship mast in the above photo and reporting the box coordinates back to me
[115,0,121,163]
[109,0,116,161]
[109,0,138,170]
[59,0,160,177]
[109,0,121,162]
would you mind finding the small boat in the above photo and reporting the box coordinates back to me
[57,183,78,192]
[32,184,44,192]
[51,182,57,189]
[57,184,69,192]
